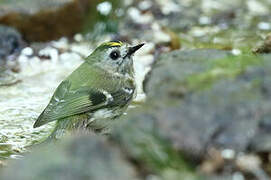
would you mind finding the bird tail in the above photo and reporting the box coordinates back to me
[45,114,90,142]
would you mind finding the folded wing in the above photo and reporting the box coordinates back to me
[33,80,109,128]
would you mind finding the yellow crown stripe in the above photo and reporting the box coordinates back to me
[103,41,123,47]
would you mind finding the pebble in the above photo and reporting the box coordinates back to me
[247,0,269,16]
[18,55,29,64]
[201,0,225,12]
[221,149,235,159]
[232,49,242,55]
[52,37,69,50]
[10,154,24,159]
[232,172,245,180]
[151,23,171,44]
[115,8,125,17]
[258,22,271,30]
[127,7,154,24]
[191,26,220,37]
[146,174,162,180]
[236,154,261,171]
[163,3,180,15]
[74,33,83,42]
[124,0,133,6]
[200,148,224,173]
[136,56,154,71]
[96,1,112,16]
[38,47,59,63]
[59,52,82,69]
[21,47,34,57]
[0,160,6,167]
[70,43,92,57]
[191,28,206,37]
[138,0,152,11]
[156,0,180,15]
[153,31,171,44]
[199,16,211,25]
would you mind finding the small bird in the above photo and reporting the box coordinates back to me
[33,41,144,140]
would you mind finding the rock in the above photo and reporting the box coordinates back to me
[110,50,271,179]
[111,49,233,179]
[253,33,271,54]
[146,49,231,99]
[0,70,20,86]
[0,160,6,167]
[0,25,24,85]
[113,50,271,160]
[236,154,261,172]
[112,109,200,179]
[146,51,271,155]
[249,120,271,152]
[0,135,139,180]
[0,25,24,63]
[0,0,101,42]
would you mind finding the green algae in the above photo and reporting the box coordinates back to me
[180,29,266,52]
[113,111,201,180]
[186,53,263,91]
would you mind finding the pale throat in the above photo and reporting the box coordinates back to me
[94,62,134,81]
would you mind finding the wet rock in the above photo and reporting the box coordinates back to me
[113,109,201,179]
[146,49,232,99]
[0,25,24,86]
[147,51,271,155]
[0,25,24,63]
[0,135,139,180]
[111,49,232,179]
[0,160,6,167]
[253,33,271,54]
[249,123,271,152]
[0,70,20,86]
[236,154,261,172]
[114,50,271,159]
[110,50,271,179]
[0,0,101,42]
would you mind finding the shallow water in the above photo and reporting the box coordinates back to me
[0,52,83,159]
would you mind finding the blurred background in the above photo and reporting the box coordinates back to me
[0,0,271,179]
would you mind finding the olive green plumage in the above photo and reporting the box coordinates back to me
[33,41,144,140]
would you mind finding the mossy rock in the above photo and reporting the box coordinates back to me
[113,50,271,171]
[0,135,139,180]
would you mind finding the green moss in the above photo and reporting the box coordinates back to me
[136,136,191,171]
[186,53,263,91]
[129,134,201,180]
[114,113,202,180]
[180,29,264,51]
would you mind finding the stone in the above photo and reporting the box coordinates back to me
[0,25,24,63]
[146,49,231,99]
[110,50,271,179]
[114,50,271,160]
[0,25,24,85]
[253,33,271,54]
[0,135,139,180]
[111,49,234,179]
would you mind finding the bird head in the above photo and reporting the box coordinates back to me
[87,41,144,76]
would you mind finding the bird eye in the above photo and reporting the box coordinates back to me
[110,50,120,60]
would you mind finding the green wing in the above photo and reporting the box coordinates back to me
[33,80,109,128]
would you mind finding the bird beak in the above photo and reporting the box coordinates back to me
[126,43,144,57]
